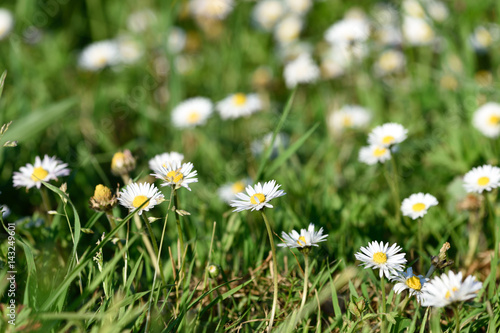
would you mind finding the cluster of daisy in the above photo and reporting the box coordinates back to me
[358,122,408,165]
[355,241,483,307]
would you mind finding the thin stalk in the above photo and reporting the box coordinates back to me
[418,218,423,273]
[106,211,127,284]
[390,154,402,226]
[300,253,309,310]
[40,187,53,225]
[380,277,386,333]
[141,213,167,287]
[174,190,185,255]
[261,211,279,333]
[453,306,461,333]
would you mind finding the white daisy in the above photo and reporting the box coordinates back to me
[151,161,198,191]
[274,15,303,45]
[328,105,372,134]
[278,223,328,249]
[168,27,187,54]
[127,9,156,33]
[189,0,234,20]
[358,145,391,165]
[285,0,312,15]
[230,180,286,212]
[374,24,403,46]
[252,0,285,31]
[463,164,500,194]
[473,102,500,138]
[368,123,408,147]
[401,193,438,220]
[402,16,435,46]
[118,182,164,215]
[421,271,482,307]
[469,25,498,51]
[374,49,406,76]
[13,155,70,190]
[402,0,426,18]
[148,152,184,174]
[171,97,213,128]
[390,267,428,303]
[78,40,120,71]
[218,178,252,204]
[117,37,143,64]
[283,53,320,88]
[355,241,407,278]
[426,0,449,22]
[216,93,262,120]
[324,17,370,45]
[0,8,14,40]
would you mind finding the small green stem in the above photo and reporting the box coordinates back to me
[300,253,309,310]
[261,211,279,333]
[174,190,185,254]
[142,213,167,287]
[381,277,386,333]
[106,211,127,284]
[390,154,401,226]
[418,218,423,273]
[453,305,461,333]
[39,187,53,225]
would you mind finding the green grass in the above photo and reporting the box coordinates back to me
[0,0,499,332]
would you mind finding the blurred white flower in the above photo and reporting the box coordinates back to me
[13,155,70,190]
[190,0,234,20]
[374,49,406,76]
[218,179,252,204]
[274,15,303,45]
[216,93,262,120]
[328,105,372,134]
[0,8,14,40]
[127,9,156,33]
[473,102,500,138]
[252,0,285,31]
[284,0,312,15]
[368,123,408,147]
[78,40,120,71]
[402,0,426,18]
[358,145,391,165]
[283,53,320,88]
[421,271,482,307]
[0,205,10,218]
[324,17,370,45]
[469,25,499,51]
[171,97,213,128]
[426,0,449,22]
[167,27,187,54]
[463,165,500,194]
[403,16,435,46]
[117,37,143,64]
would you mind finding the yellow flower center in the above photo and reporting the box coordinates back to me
[94,184,111,200]
[412,203,426,212]
[406,276,422,291]
[382,136,395,145]
[476,29,492,47]
[373,252,387,264]
[488,115,500,125]
[445,287,459,299]
[477,176,490,186]
[297,236,307,246]
[187,111,201,124]
[250,193,266,205]
[132,195,148,208]
[232,93,247,106]
[31,167,49,181]
[231,181,245,194]
[166,170,184,183]
[373,147,387,157]
[342,115,353,127]
[95,55,108,67]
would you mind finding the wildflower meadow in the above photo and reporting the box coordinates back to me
[1,0,500,332]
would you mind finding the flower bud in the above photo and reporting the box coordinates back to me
[89,184,118,212]
[111,150,136,176]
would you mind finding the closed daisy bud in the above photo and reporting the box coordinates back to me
[111,150,136,176]
[89,184,118,212]
[207,264,220,278]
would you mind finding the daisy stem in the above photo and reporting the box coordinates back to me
[40,187,53,225]
[261,211,279,333]
[380,277,387,333]
[141,213,167,288]
[300,253,309,311]
[174,190,185,257]
[105,211,127,283]
[418,218,424,273]
[390,154,401,226]
[453,305,461,333]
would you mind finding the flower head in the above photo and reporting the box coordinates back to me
[13,155,70,190]
[111,150,136,176]
[252,0,285,31]
[218,178,252,204]
[0,8,14,40]
[78,40,121,71]
[278,223,328,249]
[171,97,213,128]
[368,123,408,147]
[324,17,370,45]
[283,53,320,88]
[230,180,286,212]
[328,105,372,134]
[473,102,500,138]
[358,145,391,165]
[189,0,234,20]
[421,271,482,307]
[216,93,262,120]
[402,16,435,46]
[355,241,407,278]
[390,267,428,302]
[401,193,438,220]
[463,164,500,194]
[89,184,118,212]
[151,161,198,191]
[148,152,184,174]
[274,15,303,45]
[374,49,406,76]
[118,182,164,215]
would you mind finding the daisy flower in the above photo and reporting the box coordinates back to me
[218,179,252,204]
[473,102,500,138]
[278,223,328,249]
[230,180,286,212]
[189,0,234,20]
[118,182,164,215]
[252,0,285,31]
[390,267,428,303]
[368,122,408,147]
[168,27,187,54]
[374,49,406,76]
[469,25,498,51]
[285,0,312,15]
[355,241,407,278]
[421,271,482,307]
[148,152,184,174]
[13,155,70,190]
[216,93,262,120]
[274,15,303,45]
[402,16,435,46]
[324,17,370,45]
[327,105,372,134]
[358,145,391,165]
[117,37,143,64]
[0,8,14,40]
[78,40,121,71]
[401,193,438,220]
[151,161,198,191]
[127,9,156,33]
[463,165,500,194]
[171,97,213,128]
[283,53,320,88]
